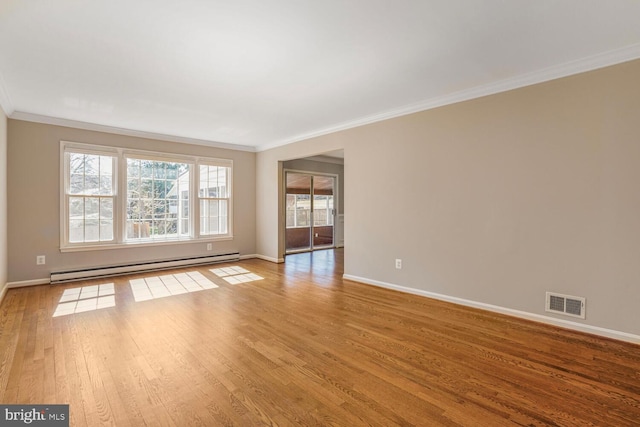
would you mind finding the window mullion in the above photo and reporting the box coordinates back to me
[192,163,198,239]
[117,151,125,244]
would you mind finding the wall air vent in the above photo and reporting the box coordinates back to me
[545,292,586,319]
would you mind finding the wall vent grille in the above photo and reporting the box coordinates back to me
[545,292,586,319]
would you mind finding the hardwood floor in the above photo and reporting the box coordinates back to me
[1,248,639,426]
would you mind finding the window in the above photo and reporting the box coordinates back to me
[313,195,334,227]
[61,142,233,250]
[64,150,116,244]
[199,164,230,235]
[286,194,310,227]
[126,158,190,241]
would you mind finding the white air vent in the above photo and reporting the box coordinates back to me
[545,292,586,319]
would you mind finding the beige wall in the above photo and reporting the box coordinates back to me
[257,59,640,336]
[7,120,256,282]
[0,107,7,296]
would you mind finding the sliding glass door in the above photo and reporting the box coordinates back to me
[286,173,312,251]
[285,172,335,253]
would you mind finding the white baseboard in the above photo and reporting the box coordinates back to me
[0,283,7,305]
[239,254,258,260]
[253,254,285,263]
[343,274,640,345]
[7,278,50,288]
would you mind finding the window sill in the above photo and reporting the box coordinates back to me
[60,236,234,253]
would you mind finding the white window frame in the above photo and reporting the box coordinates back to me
[123,154,193,243]
[198,160,233,237]
[60,141,233,252]
[61,144,119,249]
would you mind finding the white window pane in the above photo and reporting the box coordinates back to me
[126,220,138,238]
[85,155,99,175]
[199,199,228,236]
[219,214,228,234]
[85,174,100,194]
[69,197,84,218]
[218,200,227,217]
[218,168,228,198]
[209,216,219,234]
[154,163,165,179]
[100,155,112,175]
[141,179,153,198]
[100,175,112,195]
[101,198,113,220]
[69,220,84,242]
[85,220,99,241]
[166,166,178,179]
[100,220,113,241]
[85,197,99,218]
[199,165,209,197]
[141,161,153,177]
[69,153,85,174]
[127,159,139,177]
[69,174,84,194]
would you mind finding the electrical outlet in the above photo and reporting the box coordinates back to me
[395,259,402,269]
[36,255,46,265]
[206,243,212,251]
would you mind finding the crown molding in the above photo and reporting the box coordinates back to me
[257,42,640,152]
[9,111,256,152]
[0,70,14,116]
[5,42,640,153]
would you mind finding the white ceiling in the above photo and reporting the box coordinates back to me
[1,1,640,151]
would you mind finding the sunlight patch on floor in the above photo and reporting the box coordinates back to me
[210,266,264,284]
[130,271,218,302]
[53,283,116,317]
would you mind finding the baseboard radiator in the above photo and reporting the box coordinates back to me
[50,252,240,284]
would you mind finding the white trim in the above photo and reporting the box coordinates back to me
[7,278,50,288]
[343,274,640,345]
[257,42,640,152]
[60,236,234,253]
[0,284,7,305]
[335,214,344,248]
[239,254,258,260]
[254,254,285,263]
[10,111,255,152]
[0,70,14,116]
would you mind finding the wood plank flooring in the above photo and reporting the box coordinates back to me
[1,249,639,426]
